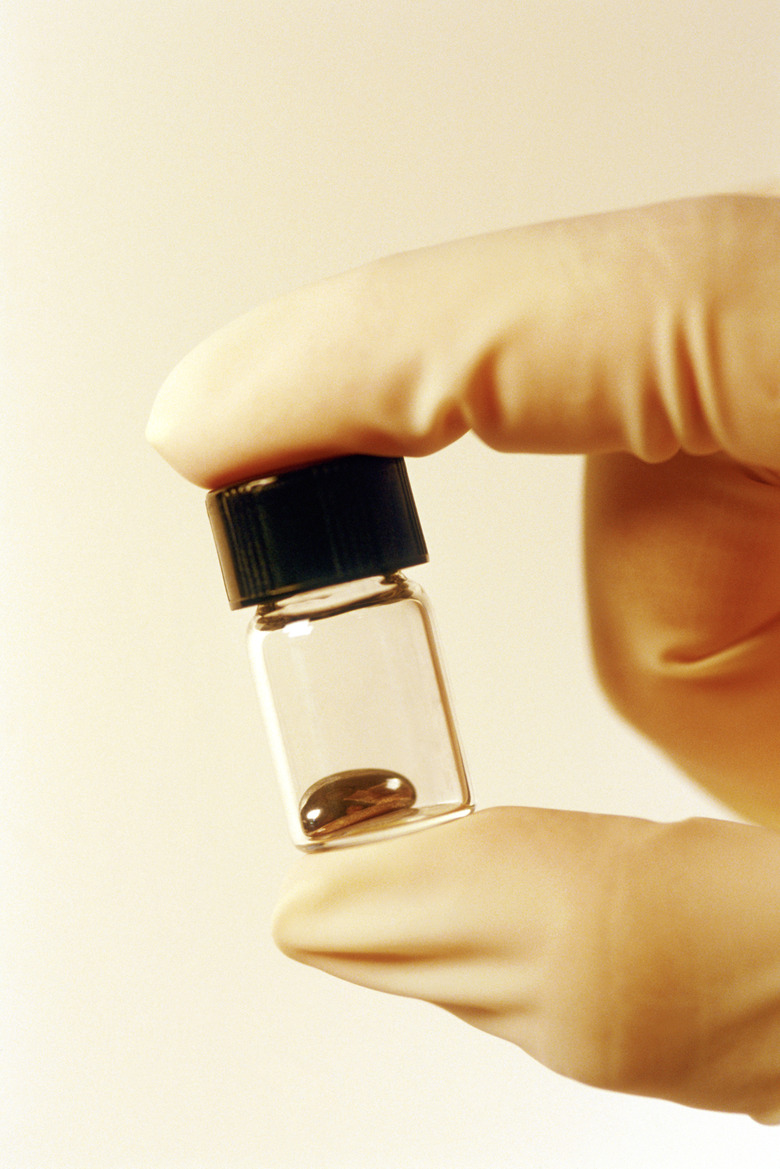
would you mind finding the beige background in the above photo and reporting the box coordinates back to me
[3,2,780,1166]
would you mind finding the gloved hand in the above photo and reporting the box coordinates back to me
[148,195,780,1120]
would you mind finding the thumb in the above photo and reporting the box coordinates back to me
[147,195,780,487]
[272,806,780,1119]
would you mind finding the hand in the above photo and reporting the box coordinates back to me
[148,195,780,1118]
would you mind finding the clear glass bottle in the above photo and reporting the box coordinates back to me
[206,455,473,849]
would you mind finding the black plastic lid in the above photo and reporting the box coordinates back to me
[206,455,428,609]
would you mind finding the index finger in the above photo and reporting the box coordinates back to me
[147,195,780,487]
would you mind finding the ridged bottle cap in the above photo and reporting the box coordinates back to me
[206,455,428,609]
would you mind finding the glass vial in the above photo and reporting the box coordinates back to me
[206,455,473,850]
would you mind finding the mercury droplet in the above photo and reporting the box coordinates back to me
[299,769,417,839]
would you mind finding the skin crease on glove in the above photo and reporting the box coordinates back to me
[147,195,780,1122]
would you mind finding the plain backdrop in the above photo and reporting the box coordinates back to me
[3,2,780,1166]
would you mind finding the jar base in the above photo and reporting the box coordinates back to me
[296,802,474,851]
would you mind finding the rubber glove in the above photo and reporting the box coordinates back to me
[148,195,780,1120]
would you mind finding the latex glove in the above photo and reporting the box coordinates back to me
[148,195,780,1119]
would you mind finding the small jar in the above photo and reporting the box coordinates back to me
[206,455,473,849]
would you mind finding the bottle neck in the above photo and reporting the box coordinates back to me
[253,572,412,629]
